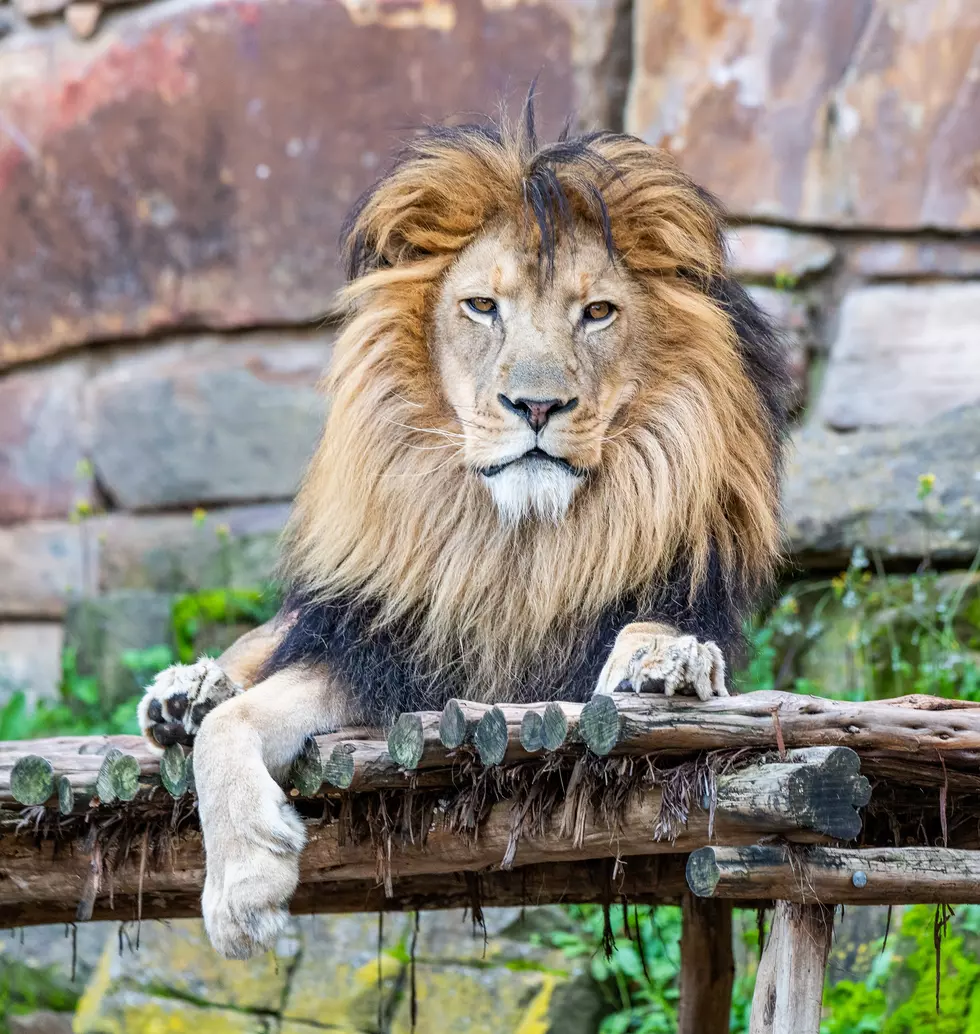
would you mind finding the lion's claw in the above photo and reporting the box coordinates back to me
[596,631,727,701]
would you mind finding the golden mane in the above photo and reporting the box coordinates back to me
[280,110,784,700]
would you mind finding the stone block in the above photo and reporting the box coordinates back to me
[63,590,174,706]
[847,239,980,280]
[91,504,288,594]
[0,622,64,706]
[283,913,410,1028]
[627,1,980,229]
[783,404,980,566]
[0,521,89,618]
[88,335,330,510]
[73,920,297,1033]
[8,1013,74,1034]
[745,286,810,410]
[726,226,835,282]
[817,283,980,430]
[0,362,91,522]
[387,963,557,1034]
[0,0,624,369]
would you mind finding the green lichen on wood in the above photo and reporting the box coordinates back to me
[540,702,568,751]
[57,775,75,814]
[323,743,355,789]
[388,713,425,770]
[112,754,141,801]
[474,706,507,766]
[579,694,620,756]
[290,737,323,796]
[160,744,189,798]
[10,755,55,806]
[95,748,123,804]
[520,711,544,753]
[439,699,469,749]
[94,748,143,804]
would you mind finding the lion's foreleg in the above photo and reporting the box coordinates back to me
[594,621,728,701]
[192,664,348,959]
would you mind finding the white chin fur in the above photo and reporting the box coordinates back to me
[485,462,580,524]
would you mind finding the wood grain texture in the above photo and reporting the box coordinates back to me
[687,845,980,905]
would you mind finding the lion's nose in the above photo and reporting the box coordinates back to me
[498,395,578,432]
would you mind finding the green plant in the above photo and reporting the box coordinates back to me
[172,586,280,663]
[0,953,80,1033]
[0,646,159,739]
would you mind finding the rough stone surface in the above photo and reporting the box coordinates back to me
[847,239,980,279]
[726,226,835,281]
[74,911,601,1033]
[0,521,89,618]
[628,0,980,229]
[8,1013,74,1034]
[88,335,330,510]
[63,590,174,705]
[91,504,288,593]
[0,362,91,522]
[0,622,64,705]
[783,404,980,566]
[0,0,623,368]
[745,286,810,409]
[0,922,110,1003]
[818,283,980,430]
[64,1,101,38]
[283,913,408,1027]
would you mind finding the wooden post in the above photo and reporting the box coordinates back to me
[678,893,734,1034]
[749,901,834,1034]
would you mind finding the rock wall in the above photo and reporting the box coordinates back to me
[1,0,979,703]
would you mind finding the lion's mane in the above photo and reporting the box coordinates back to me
[264,102,791,723]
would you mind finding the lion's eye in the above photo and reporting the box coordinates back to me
[463,297,498,316]
[584,301,615,323]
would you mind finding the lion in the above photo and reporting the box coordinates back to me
[137,98,790,959]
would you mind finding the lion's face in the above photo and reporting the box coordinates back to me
[432,225,645,523]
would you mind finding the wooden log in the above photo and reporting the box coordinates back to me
[749,901,834,1034]
[7,690,980,806]
[714,747,870,840]
[678,894,734,1034]
[687,845,980,905]
[0,855,695,929]
[0,750,847,925]
[577,691,980,764]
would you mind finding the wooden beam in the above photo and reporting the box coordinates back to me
[749,901,834,1034]
[687,845,980,905]
[0,855,693,929]
[678,894,734,1034]
[0,775,839,924]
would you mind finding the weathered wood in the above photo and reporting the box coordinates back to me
[0,752,843,926]
[288,737,323,797]
[576,691,980,765]
[7,691,980,806]
[749,901,834,1034]
[678,894,734,1034]
[0,855,694,928]
[687,845,980,905]
[9,756,54,806]
[160,745,189,798]
[439,699,494,749]
[474,706,508,765]
[714,747,870,840]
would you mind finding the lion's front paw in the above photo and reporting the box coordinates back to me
[138,658,241,751]
[202,783,307,960]
[595,629,727,701]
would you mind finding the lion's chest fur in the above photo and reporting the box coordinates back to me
[264,545,744,726]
